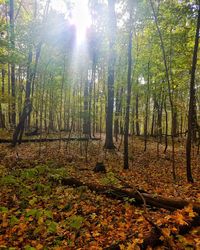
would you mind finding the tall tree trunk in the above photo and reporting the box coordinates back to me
[157,97,163,143]
[151,99,156,137]
[144,62,150,151]
[48,87,54,132]
[135,93,140,136]
[59,56,66,148]
[0,68,6,128]
[124,26,133,169]
[92,54,96,137]
[83,76,91,136]
[114,87,123,142]
[104,0,116,149]
[1,68,5,96]
[9,0,16,127]
[164,98,168,153]
[8,64,11,125]
[186,1,200,183]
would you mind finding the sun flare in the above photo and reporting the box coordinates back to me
[51,0,91,46]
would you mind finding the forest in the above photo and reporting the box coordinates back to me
[0,0,200,249]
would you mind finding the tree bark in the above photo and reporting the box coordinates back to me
[135,93,140,136]
[124,26,133,169]
[144,63,150,151]
[186,1,200,183]
[52,176,200,214]
[9,0,16,127]
[104,0,116,149]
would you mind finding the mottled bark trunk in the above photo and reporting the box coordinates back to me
[186,1,200,183]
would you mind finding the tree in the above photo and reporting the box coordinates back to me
[186,0,200,183]
[124,3,133,169]
[9,0,16,127]
[104,0,116,149]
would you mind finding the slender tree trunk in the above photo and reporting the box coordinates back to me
[114,87,123,142]
[1,68,5,96]
[158,97,163,143]
[83,75,90,136]
[151,99,156,137]
[92,55,96,137]
[114,89,119,142]
[0,68,6,128]
[48,87,54,132]
[164,99,168,153]
[144,62,150,151]
[104,0,116,149]
[135,93,140,136]
[172,109,178,137]
[186,1,200,183]
[59,56,66,148]
[124,28,133,169]
[9,0,16,127]
[131,106,135,135]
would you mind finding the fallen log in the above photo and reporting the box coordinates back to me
[51,176,200,249]
[52,177,200,214]
[0,137,101,144]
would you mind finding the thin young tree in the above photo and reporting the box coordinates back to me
[9,0,16,127]
[124,3,133,169]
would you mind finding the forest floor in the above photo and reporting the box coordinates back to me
[0,135,200,250]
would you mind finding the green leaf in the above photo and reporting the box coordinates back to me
[24,246,36,250]
[68,215,85,230]
[29,197,38,206]
[44,210,53,219]
[0,206,8,213]
[26,209,38,217]
[10,216,19,226]
[47,221,58,233]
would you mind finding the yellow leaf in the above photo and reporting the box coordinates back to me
[92,231,100,237]
[162,228,171,237]
[184,205,196,218]
[36,243,43,250]
[137,216,144,222]
[119,244,125,250]
[118,231,126,239]
[38,217,44,225]
[175,213,188,225]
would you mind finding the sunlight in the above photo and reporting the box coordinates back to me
[51,0,91,46]
[51,0,67,14]
[70,0,91,46]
